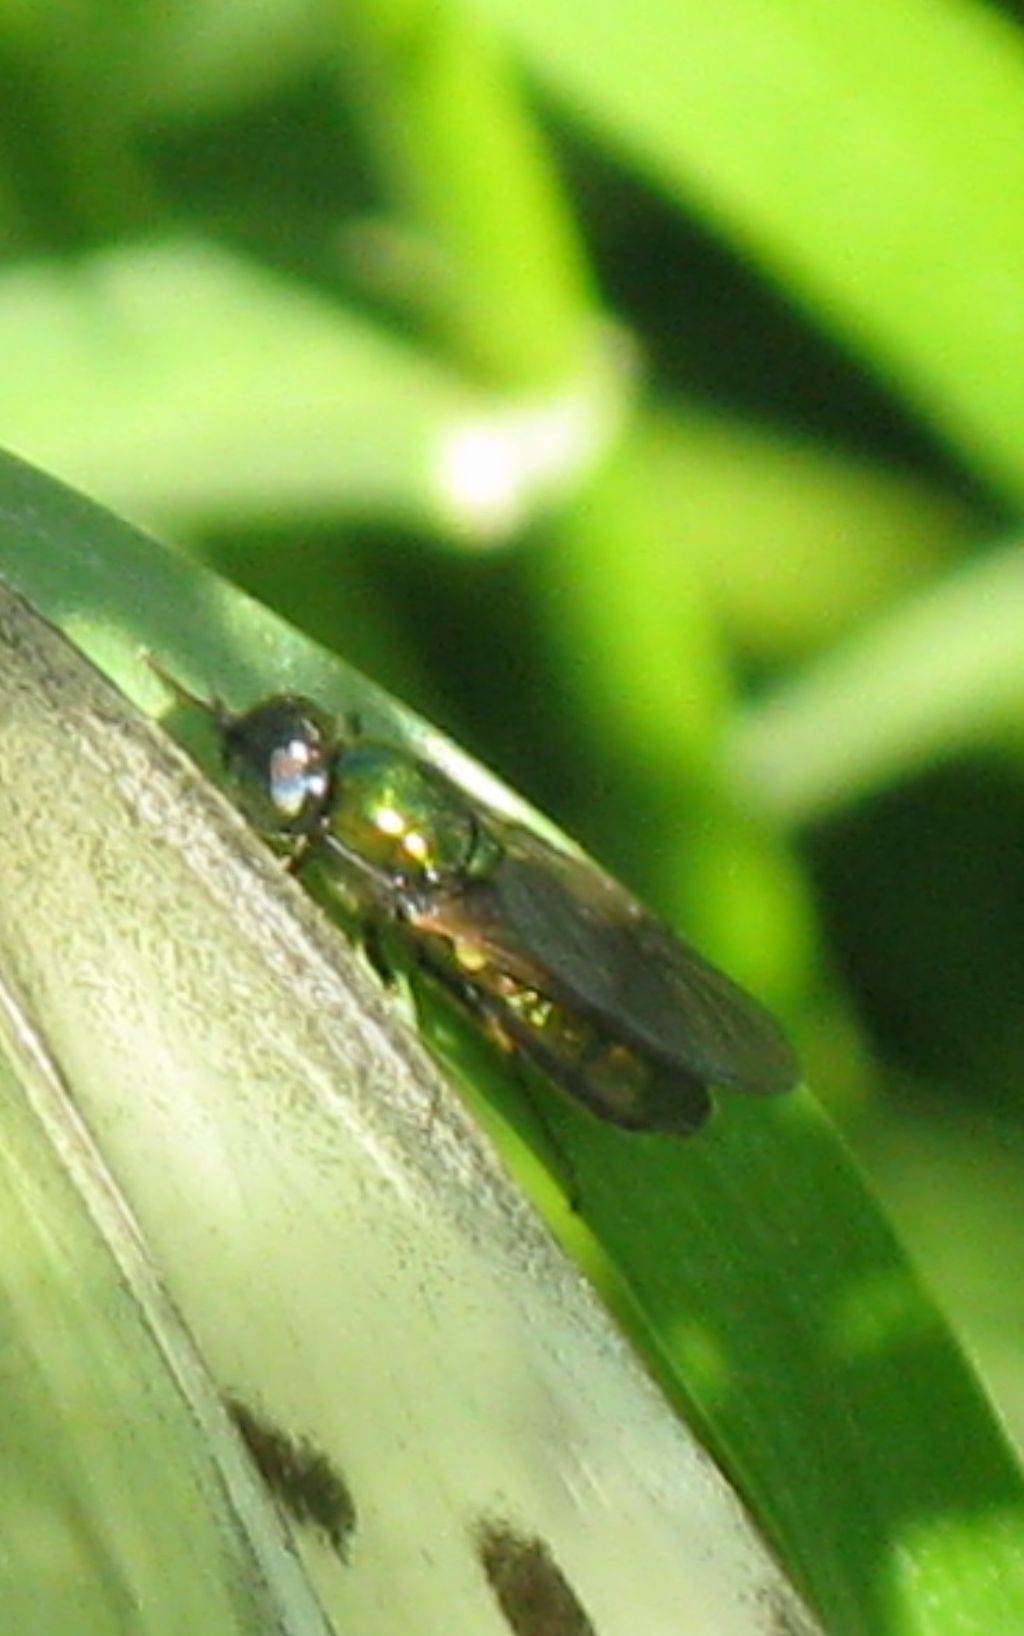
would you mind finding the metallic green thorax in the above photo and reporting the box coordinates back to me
[327,747,499,888]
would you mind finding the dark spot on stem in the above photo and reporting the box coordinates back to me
[226,1395,357,1561]
[475,1517,597,1636]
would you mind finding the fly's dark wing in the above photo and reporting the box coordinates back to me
[473,979,715,1137]
[413,824,799,1098]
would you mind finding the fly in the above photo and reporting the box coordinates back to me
[156,676,799,1138]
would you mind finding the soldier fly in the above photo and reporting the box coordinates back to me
[156,674,799,1137]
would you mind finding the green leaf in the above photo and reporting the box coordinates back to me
[466,0,1024,498]
[732,542,1024,822]
[0,240,466,531]
[0,0,326,125]
[644,405,973,660]
[0,240,624,541]
[1,447,1023,1633]
[867,1107,1024,1458]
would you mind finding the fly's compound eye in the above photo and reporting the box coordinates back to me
[223,695,335,835]
[268,737,330,823]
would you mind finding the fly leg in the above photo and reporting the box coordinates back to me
[359,918,402,990]
[283,828,404,997]
[281,834,315,874]
[443,981,582,1212]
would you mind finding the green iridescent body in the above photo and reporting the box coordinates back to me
[205,692,799,1136]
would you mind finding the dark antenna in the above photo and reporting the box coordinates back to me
[141,650,233,733]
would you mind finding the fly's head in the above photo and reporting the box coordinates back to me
[221,695,337,838]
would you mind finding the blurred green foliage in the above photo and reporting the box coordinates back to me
[1,0,1023,1568]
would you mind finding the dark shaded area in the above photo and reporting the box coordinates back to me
[475,1518,597,1636]
[559,122,999,511]
[227,1395,357,1560]
[151,69,374,295]
[808,756,1024,1109]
